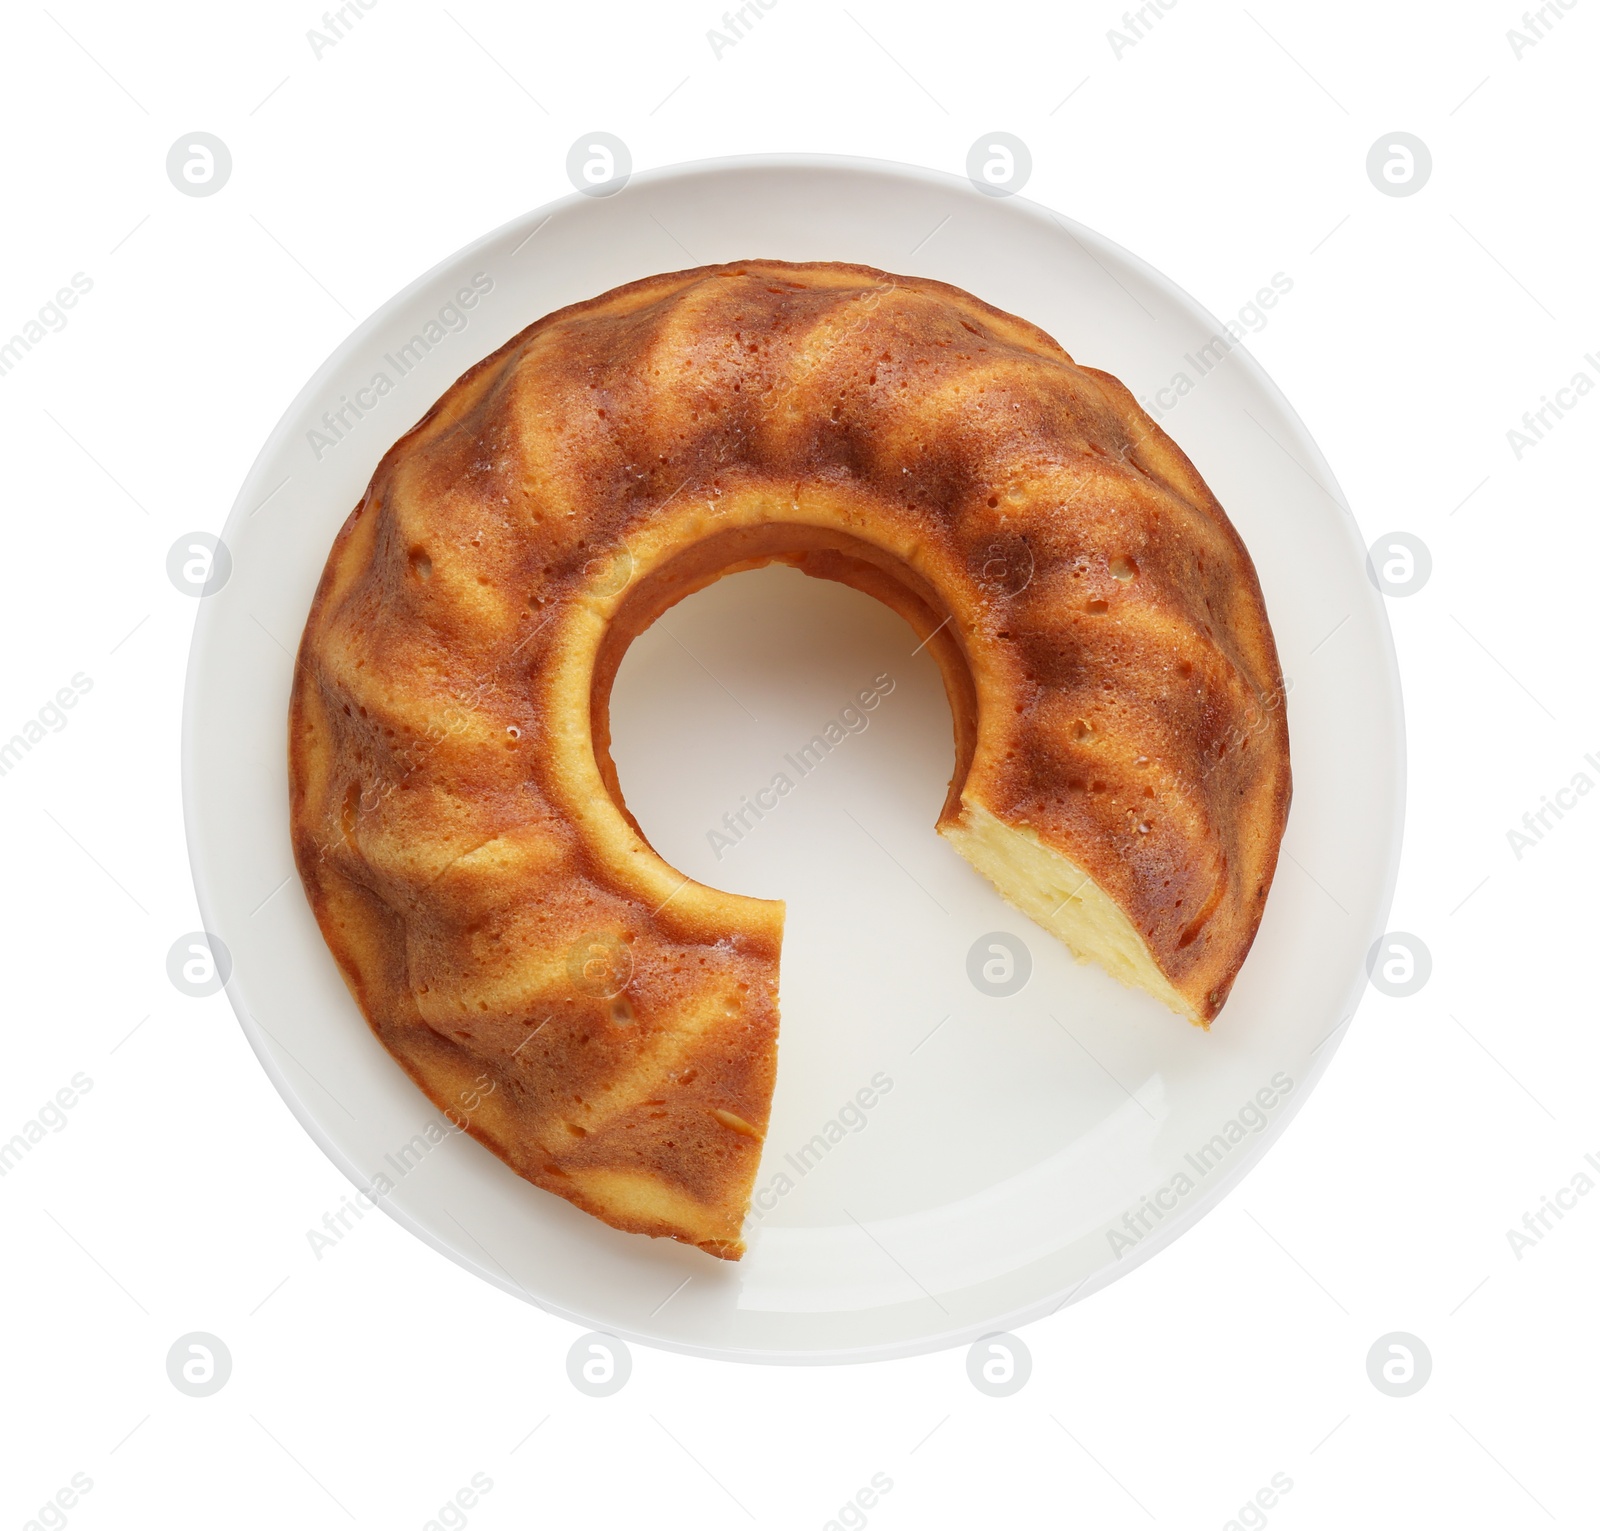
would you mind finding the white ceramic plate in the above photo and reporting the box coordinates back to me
[183,155,1402,1364]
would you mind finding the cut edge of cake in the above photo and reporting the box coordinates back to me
[942,799,1204,1028]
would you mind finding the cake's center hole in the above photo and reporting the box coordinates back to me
[606,562,958,903]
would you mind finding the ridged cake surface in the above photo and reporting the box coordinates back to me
[290,260,1290,1259]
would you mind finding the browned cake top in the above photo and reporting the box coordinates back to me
[290,259,1290,1257]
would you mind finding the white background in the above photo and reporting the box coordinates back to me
[1,1,1595,1526]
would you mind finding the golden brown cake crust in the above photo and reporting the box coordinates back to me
[289,259,1290,1259]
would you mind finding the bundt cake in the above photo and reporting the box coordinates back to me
[289,259,1290,1260]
